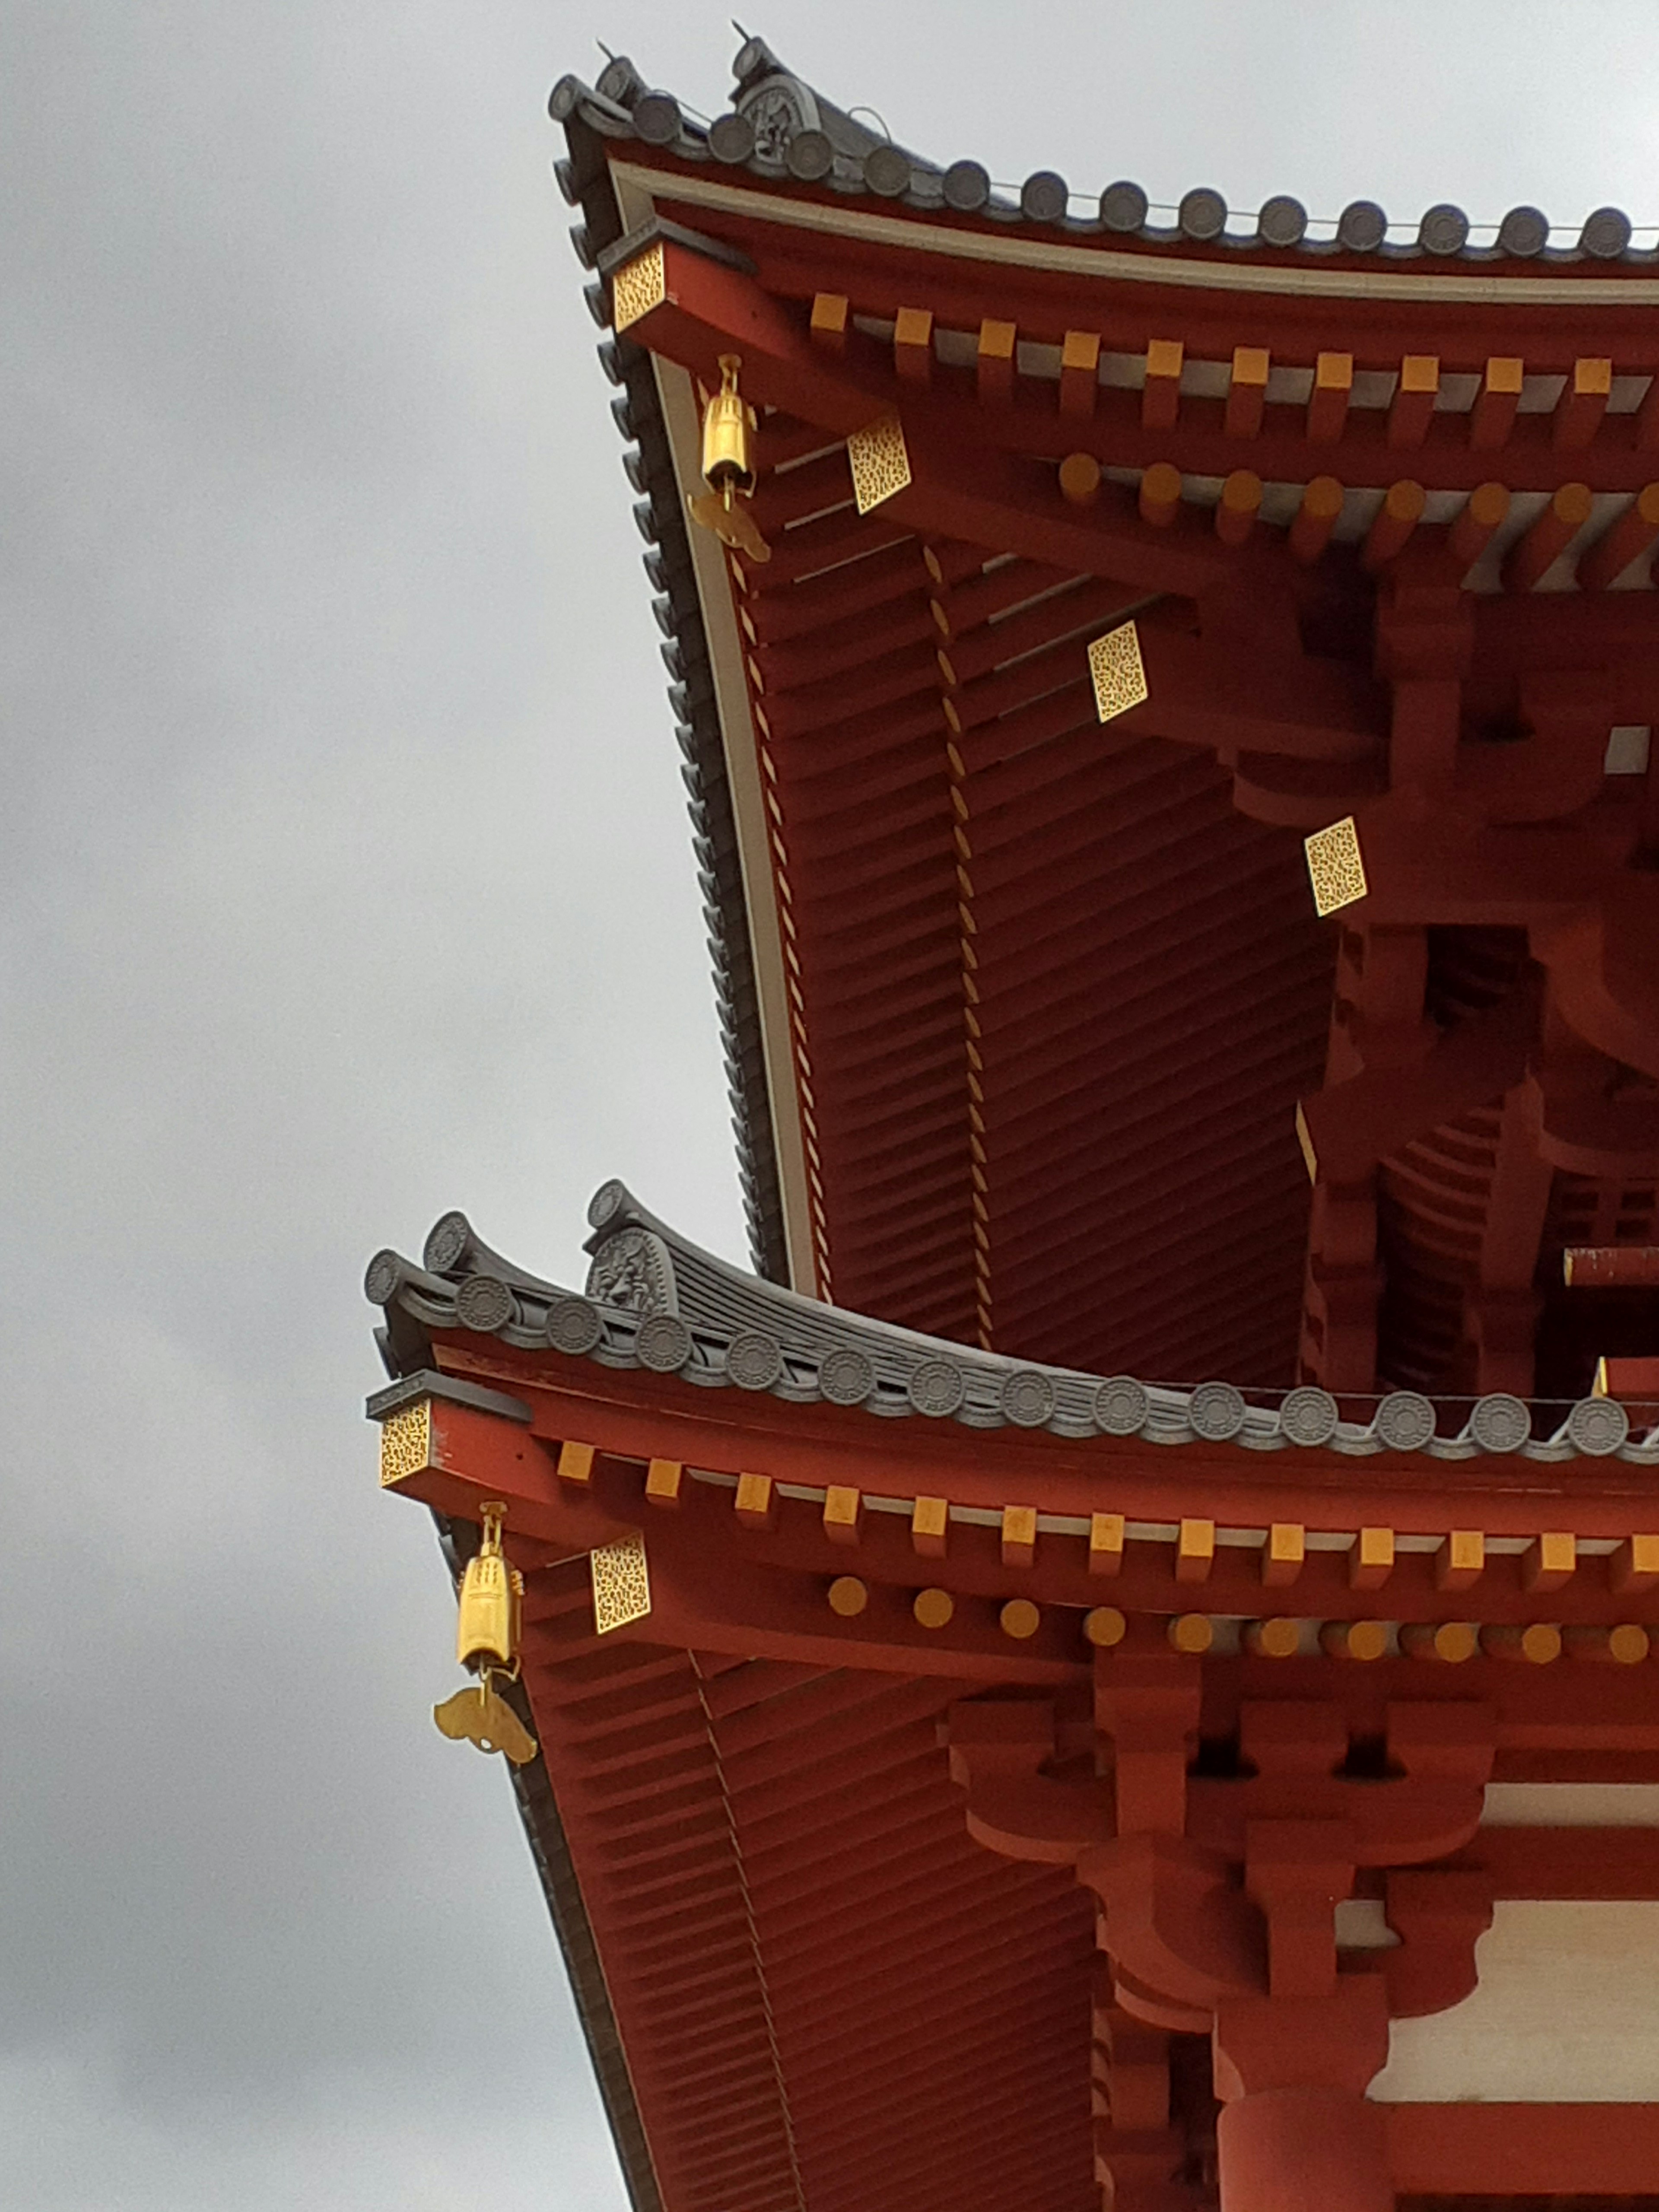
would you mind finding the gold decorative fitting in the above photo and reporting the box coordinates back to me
[591,1528,652,1634]
[456,1501,517,1670]
[687,353,770,563]
[1304,815,1369,917]
[847,414,912,513]
[1087,620,1149,724]
[610,242,665,332]
[434,1501,537,1765]
[379,1398,431,1487]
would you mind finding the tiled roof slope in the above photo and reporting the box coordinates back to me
[365,1180,1653,1464]
[552,34,1653,270]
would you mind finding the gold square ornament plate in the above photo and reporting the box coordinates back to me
[1304,816,1369,917]
[847,415,912,514]
[1088,621,1149,724]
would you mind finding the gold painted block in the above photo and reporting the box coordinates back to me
[610,243,665,333]
[1087,620,1149,724]
[847,414,911,513]
[379,1399,431,1487]
[591,1528,652,1634]
[1304,816,1368,917]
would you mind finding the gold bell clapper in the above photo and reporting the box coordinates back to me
[687,353,771,563]
[432,1501,537,1766]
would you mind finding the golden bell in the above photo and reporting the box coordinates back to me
[456,1501,515,1671]
[700,354,755,499]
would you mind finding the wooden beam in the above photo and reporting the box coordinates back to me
[1225,346,1268,437]
[1579,481,1659,589]
[892,305,933,384]
[1308,351,1352,443]
[1447,479,1510,568]
[1554,355,1611,449]
[1388,355,1439,448]
[976,317,1015,404]
[1362,478,1425,571]
[1470,355,1524,449]
[1215,468,1262,547]
[1059,329,1100,418]
[1502,480,1593,589]
[809,291,848,353]
[1141,339,1182,430]
[1384,2103,1659,2195]
[1290,475,1344,564]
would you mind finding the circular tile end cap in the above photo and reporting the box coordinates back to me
[1498,203,1549,258]
[1179,186,1228,242]
[1020,169,1069,224]
[1100,180,1148,232]
[1582,206,1632,259]
[1419,202,1470,256]
[786,128,834,182]
[909,1358,965,1418]
[363,1249,404,1306]
[1188,1380,1247,1442]
[546,1296,604,1357]
[1337,199,1388,253]
[1279,1385,1339,1448]
[456,1274,515,1333]
[1257,194,1307,248]
[1374,1389,1436,1452]
[707,111,756,165]
[863,143,912,198]
[423,1209,472,1273]
[943,158,991,212]
[817,1345,874,1407]
[631,91,682,146]
[1565,1395,1629,1456]
[1095,1376,1150,1436]
[634,1312,692,1373]
[726,1328,785,1391]
[1468,1391,1531,1453]
[1000,1369,1057,1428]
[587,1179,629,1230]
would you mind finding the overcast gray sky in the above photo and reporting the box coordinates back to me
[5,6,1658,2206]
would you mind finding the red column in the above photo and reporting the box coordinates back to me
[1213,1985,1392,2212]
[1218,2088,1391,2212]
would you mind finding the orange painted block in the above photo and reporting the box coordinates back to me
[893,305,933,383]
[911,1495,947,1566]
[1215,467,1262,547]
[1523,1531,1576,1594]
[809,291,848,351]
[1437,1530,1485,1592]
[1176,1518,1215,1584]
[1001,1504,1038,1569]
[556,1439,595,1485]
[1262,1523,1306,1587]
[1225,346,1268,437]
[1351,1526,1395,1590]
[644,1456,683,1508]
[1142,338,1183,429]
[1089,1511,1126,1576]
[822,1484,862,1546]
[1308,352,1352,443]
[734,1471,775,1530]
[1059,328,1101,417]
[977,317,1016,403]
[1612,1533,1659,1595]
